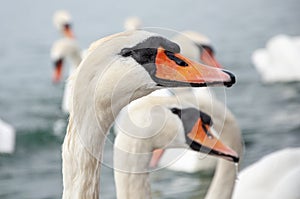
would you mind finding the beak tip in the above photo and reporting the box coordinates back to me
[233,156,240,163]
[222,70,236,87]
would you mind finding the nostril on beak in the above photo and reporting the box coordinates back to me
[222,70,236,87]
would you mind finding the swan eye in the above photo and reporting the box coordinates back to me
[170,107,181,117]
[54,58,63,67]
[64,23,72,30]
[120,36,181,64]
[120,48,132,57]
[165,51,188,67]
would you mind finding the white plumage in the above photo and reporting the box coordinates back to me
[252,34,300,82]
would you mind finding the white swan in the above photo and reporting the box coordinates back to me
[233,148,300,199]
[113,95,240,199]
[149,31,242,173]
[62,30,236,199]
[51,38,82,113]
[53,10,74,38]
[252,34,300,83]
[0,118,15,154]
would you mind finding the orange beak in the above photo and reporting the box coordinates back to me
[63,24,74,38]
[187,119,239,162]
[200,49,222,69]
[52,59,63,83]
[155,47,235,87]
[149,149,165,168]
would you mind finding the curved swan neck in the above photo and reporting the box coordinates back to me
[115,171,152,199]
[62,66,156,199]
[204,160,237,199]
[205,112,244,199]
[62,121,102,199]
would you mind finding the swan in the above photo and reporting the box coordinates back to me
[252,34,300,82]
[113,95,240,199]
[51,38,82,113]
[62,30,236,199]
[149,31,242,173]
[53,10,74,38]
[0,118,15,154]
[233,148,300,199]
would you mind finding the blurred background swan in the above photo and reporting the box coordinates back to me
[252,34,300,83]
[0,119,15,154]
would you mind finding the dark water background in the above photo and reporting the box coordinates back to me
[0,0,300,198]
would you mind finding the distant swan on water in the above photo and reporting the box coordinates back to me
[0,118,15,154]
[252,34,300,83]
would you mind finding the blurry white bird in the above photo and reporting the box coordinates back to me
[124,16,143,31]
[0,119,15,154]
[53,10,74,38]
[233,148,300,199]
[51,38,82,113]
[114,95,239,199]
[252,34,300,83]
[61,30,235,199]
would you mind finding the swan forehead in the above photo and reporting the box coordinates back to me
[87,30,180,56]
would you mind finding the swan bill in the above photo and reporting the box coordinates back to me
[186,118,239,163]
[174,107,239,163]
[154,47,235,87]
[63,23,74,38]
[53,58,63,83]
[199,45,223,69]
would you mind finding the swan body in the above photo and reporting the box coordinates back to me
[51,38,82,113]
[62,30,235,199]
[153,31,240,173]
[252,34,300,82]
[114,95,239,199]
[0,119,15,154]
[233,148,300,199]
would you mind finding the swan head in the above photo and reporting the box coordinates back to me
[147,105,239,165]
[115,97,239,170]
[71,30,235,131]
[51,38,81,83]
[173,30,222,68]
[124,16,142,31]
[80,30,235,89]
[53,10,74,38]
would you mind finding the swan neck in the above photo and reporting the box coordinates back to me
[204,160,237,199]
[205,112,244,199]
[114,134,153,199]
[62,77,156,198]
[115,172,152,199]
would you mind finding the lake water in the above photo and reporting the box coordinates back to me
[0,0,300,198]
